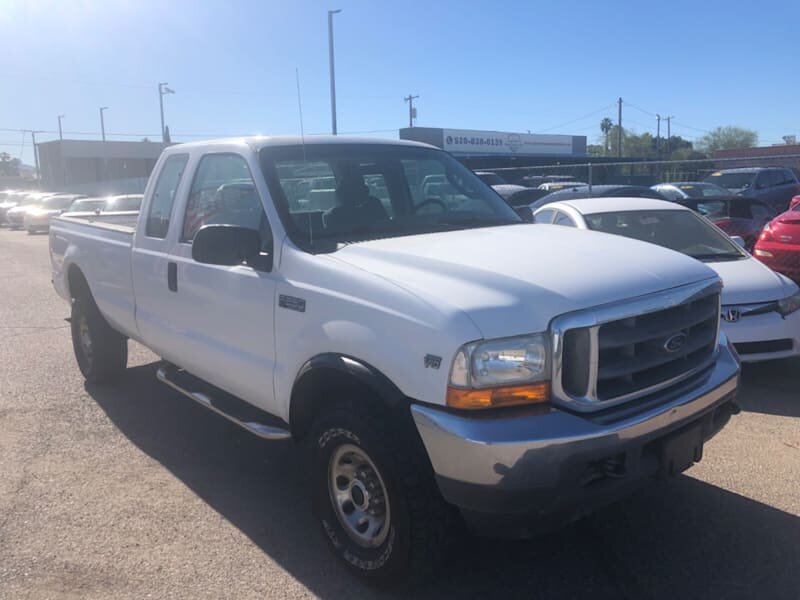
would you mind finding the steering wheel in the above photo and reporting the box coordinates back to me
[414,198,448,214]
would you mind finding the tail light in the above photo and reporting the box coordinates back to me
[759,223,774,242]
[790,195,800,210]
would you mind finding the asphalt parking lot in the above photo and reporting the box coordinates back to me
[0,229,798,600]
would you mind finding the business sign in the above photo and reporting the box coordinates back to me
[442,129,575,156]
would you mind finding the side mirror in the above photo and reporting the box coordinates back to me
[192,224,261,266]
[514,206,534,222]
[730,235,746,248]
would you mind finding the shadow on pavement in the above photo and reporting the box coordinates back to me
[87,363,800,600]
[739,358,800,417]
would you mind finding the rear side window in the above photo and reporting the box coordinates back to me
[782,169,797,184]
[534,209,555,223]
[182,153,271,252]
[146,154,189,238]
[768,170,784,187]
[554,211,576,227]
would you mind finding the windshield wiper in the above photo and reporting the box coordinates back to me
[435,216,516,227]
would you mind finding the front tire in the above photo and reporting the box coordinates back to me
[70,295,128,383]
[311,403,452,586]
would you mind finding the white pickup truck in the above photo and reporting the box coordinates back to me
[50,136,740,584]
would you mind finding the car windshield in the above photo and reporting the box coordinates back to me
[675,183,730,198]
[704,171,755,189]
[66,199,106,212]
[584,209,745,261]
[260,144,521,251]
[105,196,142,211]
[475,172,505,186]
[41,196,77,210]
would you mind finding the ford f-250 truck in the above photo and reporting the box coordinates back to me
[50,136,740,584]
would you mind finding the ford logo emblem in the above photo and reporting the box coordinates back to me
[663,332,688,353]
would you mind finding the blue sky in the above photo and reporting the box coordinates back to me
[2,0,798,165]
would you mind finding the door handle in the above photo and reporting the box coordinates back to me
[167,262,178,292]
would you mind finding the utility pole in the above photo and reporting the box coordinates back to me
[656,114,661,159]
[100,106,109,142]
[404,94,419,128]
[57,115,65,141]
[617,97,623,158]
[665,116,673,157]
[328,9,342,135]
[158,82,175,143]
[30,130,44,181]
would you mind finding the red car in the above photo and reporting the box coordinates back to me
[678,196,776,251]
[754,206,800,282]
[790,195,800,210]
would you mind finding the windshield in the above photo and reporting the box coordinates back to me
[41,196,77,210]
[105,196,142,211]
[584,209,745,261]
[704,171,755,190]
[260,144,521,251]
[66,199,106,212]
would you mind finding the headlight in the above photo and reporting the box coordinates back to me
[447,333,550,409]
[778,290,800,317]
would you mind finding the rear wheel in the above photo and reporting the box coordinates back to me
[311,403,453,586]
[70,295,128,383]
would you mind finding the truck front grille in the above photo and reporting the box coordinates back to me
[553,280,721,412]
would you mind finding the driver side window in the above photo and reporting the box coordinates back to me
[181,153,272,253]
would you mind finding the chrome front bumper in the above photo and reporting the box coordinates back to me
[411,340,740,533]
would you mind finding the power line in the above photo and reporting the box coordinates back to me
[538,103,616,133]
[626,102,658,118]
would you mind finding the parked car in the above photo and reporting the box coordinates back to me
[651,181,730,201]
[677,196,776,251]
[50,136,738,584]
[5,192,56,229]
[472,171,528,200]
[0,190,29,224]
[24,194,85,233]
[754,205,800,283]
[537,181,587,191]
[534,197,800,362]
[529,184,669,210]
[704,167,800,212]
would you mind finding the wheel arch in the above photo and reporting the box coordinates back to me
[289,353,407,441]
[66,263,93,302]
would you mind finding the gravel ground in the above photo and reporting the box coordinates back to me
[0,229,798,600]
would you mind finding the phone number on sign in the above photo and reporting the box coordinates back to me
[446,136,505,147]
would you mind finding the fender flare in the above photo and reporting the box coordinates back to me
[289,353,407,439]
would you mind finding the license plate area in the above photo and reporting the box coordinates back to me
[658,421,704,477]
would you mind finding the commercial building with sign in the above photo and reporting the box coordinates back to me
[399,127,587,158]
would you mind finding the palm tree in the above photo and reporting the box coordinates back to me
[600,118,613,156]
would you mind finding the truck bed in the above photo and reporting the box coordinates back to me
[50,213,138,339]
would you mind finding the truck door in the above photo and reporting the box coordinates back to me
[163,152,278,414]
[131,152,191,357]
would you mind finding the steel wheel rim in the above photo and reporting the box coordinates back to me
[328,443,390,548]
[78,316,93,363]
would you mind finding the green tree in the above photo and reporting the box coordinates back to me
[0,152,21,176]
[697,126,758,153]
[600,118,614,156]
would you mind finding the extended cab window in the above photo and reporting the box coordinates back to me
[146,154,189,238]
[182,153,272,252]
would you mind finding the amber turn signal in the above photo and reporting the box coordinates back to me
[446,381,550,410]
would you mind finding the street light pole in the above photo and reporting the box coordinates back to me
[328,9,342,135]
[30,130,44,181]
[158,82,175,143]
[100,107,109,142]
[57,115,65,141]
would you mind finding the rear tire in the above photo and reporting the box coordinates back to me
[310,402,453,587]
[70,295,128,383]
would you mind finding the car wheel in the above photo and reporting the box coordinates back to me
[70,295,128,383]
[311,403,452,586]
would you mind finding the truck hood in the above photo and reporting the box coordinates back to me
[332,224,718,338]
[710,256,798,305]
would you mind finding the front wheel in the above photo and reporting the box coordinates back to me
[70,295,128,383]
[311,404,452,586]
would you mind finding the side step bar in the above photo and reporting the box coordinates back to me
[156,365,291,441]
